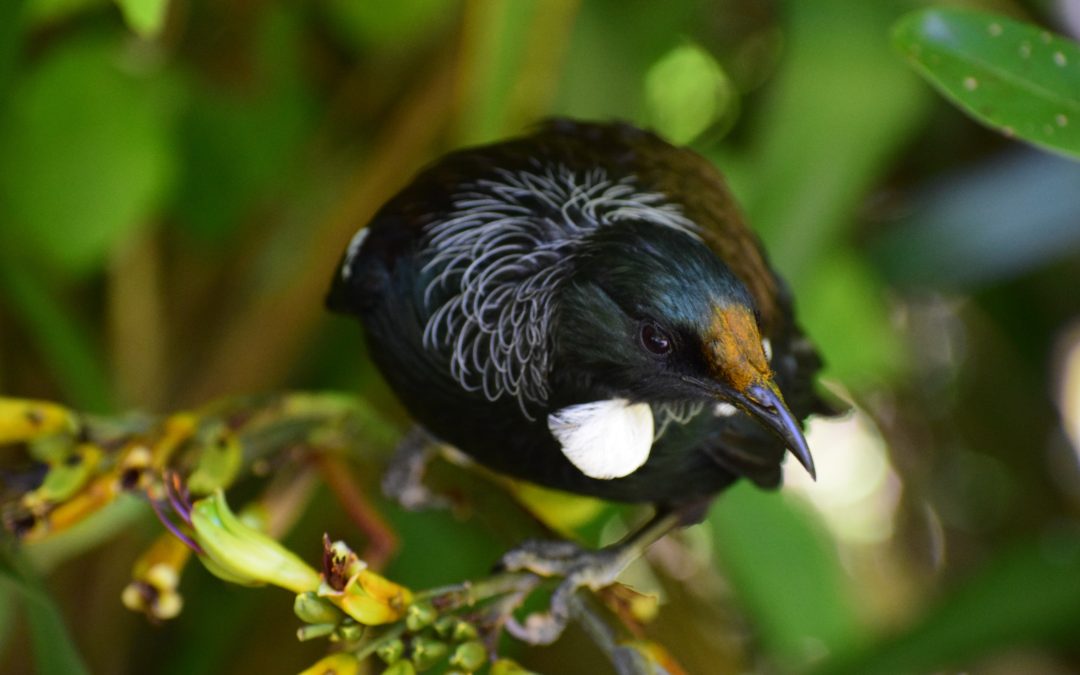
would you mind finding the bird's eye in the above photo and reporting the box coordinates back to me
[640,322,672,356]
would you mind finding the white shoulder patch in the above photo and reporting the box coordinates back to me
[547,399,654,480]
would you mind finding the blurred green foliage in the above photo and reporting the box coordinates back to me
[1,0,1079,673]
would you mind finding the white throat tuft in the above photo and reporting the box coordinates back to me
[547,399,654,479]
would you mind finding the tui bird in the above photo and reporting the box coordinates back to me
[328,119,834,641]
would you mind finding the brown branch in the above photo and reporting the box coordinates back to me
[312,452,398,570]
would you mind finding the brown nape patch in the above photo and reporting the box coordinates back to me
[705,305,771,392]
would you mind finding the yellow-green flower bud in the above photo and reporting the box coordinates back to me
[410,635,448,671]
[190,491,321,594]
[187,425,242,495]
[334,622,364,642]
[122,532,192,621]
[432,615,456,638]
[296,623,337,641]
[23,443,101,510]
[299,652,361,675]
[451,620,478,642]
[617,640,685,674]
[404,601,437,632]
[295,592,343,625]
[319,567,412,626]
[0,398,76,445]
[449,640,487,672]
[490,658,538,675]
[376,638,405,664]
[381,660,417,675]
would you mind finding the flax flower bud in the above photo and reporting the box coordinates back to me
[190,491,320,593]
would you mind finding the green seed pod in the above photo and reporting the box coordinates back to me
[404,601,437,632]
[376,638,405,664]
[451,620,479,642]
[490,658,537,675]
[381,660,417,675]
[432,615,456,638]
[294,592,343,625]
[296,623,336,641]
[335,622,364,642]
[410,635,449,671]
[449,640,487,672]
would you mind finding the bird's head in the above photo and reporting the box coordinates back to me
[553,221,815,477]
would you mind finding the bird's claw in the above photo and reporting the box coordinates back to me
[381,427,450,511]
[499,539,628,645]
[498,539,587,575]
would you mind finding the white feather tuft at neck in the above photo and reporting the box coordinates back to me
[547,399,654,479]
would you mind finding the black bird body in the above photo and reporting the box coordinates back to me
[329,120,829,505]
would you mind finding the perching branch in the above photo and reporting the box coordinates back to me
[0,394,684,674]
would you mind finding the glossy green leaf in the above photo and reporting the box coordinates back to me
[710,484,864,669]
[893,8,1080,160]
[0,35,177,275]
[113,0,168,38]
[0,549,91,675]
[819,531,1080,675]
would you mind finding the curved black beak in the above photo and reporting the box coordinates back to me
[682,376,817,479]
[737,383,816,480]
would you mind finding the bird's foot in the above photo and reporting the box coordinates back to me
[499,539,628,645]
[381,427,450,511]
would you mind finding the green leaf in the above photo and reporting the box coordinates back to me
[0,548,91,675]
[0,255,114,411]
[24,0,106,27]
[745,0,930,285]
[872,152,1080,288]
[172,5,316,241]
[0,0,28,96]
[818,531,1080,675]
[710,484,864,670]
[0,585,15,663]
[738,0,927,390]
[797,249,906,390]
[453,0,543,145]
[320,0,457,53]
[553,0,704,124]
[0,35,178,276]
[645,42,737,145]
[113,0,169,38]
[893,7,1080,160]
